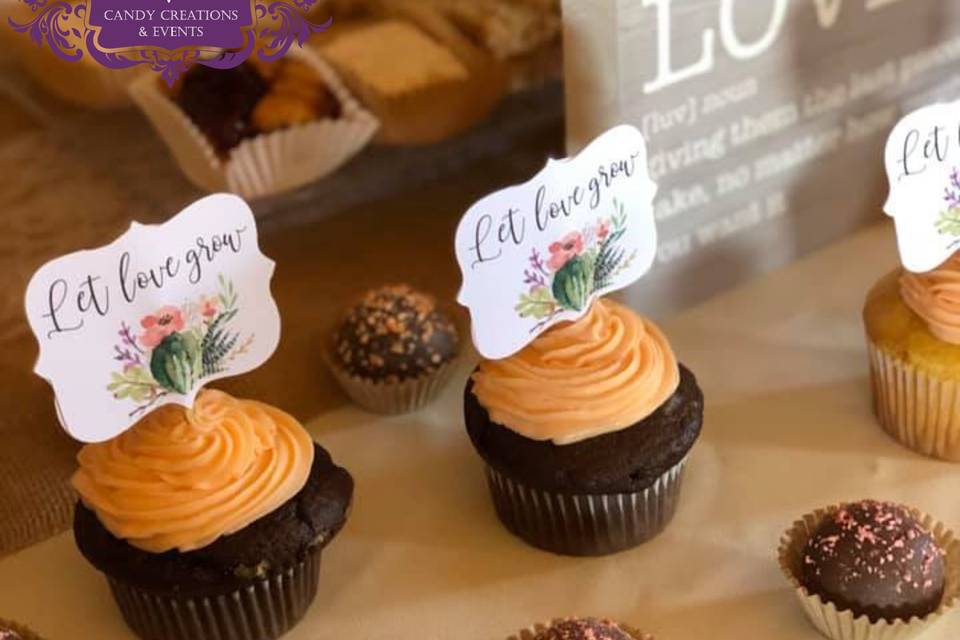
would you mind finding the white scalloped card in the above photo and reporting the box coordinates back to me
[455,124,658,359]
[885,99,960,272]
[24,194,280,443]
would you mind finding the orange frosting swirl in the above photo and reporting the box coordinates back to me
[901,255,960,345]
[472,298,680,445]
[71,390,314,553]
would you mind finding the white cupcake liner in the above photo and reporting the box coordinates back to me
[325,355,458,415]
[485,456,687,556]
[106,544,322,640]
[129,47,379,199]
[868,341,960,461]
[507,619,653,640]
[778,504,960,640]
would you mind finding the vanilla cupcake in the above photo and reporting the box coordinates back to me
[465,298,703,556]
[72,390,353,640]
[864,255,960,460]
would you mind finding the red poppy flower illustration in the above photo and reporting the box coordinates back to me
[547,231,584,271]
[139,305,185,348]
[596,219,610,242]
[200,296,219,319]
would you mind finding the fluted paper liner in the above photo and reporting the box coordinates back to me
[485,456,687,556]
[129,48,379,199]
[325,352,458,415]
[104,544,322,640]
[507,619,653,640]
[868,341,960,461]
[778,504,960,640]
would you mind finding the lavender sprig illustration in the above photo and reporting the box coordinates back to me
[937,167,960,238]
[523,248,550,292]
[113,345,141,369]
[944,168,960,209]
[120,322,143,352]
[113,322,144,370]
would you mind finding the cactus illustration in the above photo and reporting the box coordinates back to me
[149,332,202,394]
[108,276,252,416]
[515,201,636,332]
[552,256,594,311]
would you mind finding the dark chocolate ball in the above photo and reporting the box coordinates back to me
[333,285,459,383]
[801,500,945,622]
[175,62,268,154]
[532,618,636,640]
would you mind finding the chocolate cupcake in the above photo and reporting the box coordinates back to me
[780,500,960,640]
[508,618,653,640]
[465,298,704,556]
[71,390,353,640]
[328,284,460,414]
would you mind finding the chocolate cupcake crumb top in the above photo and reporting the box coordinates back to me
[333,285,459,383]
[532,618,637,640]
[801,500,945,622]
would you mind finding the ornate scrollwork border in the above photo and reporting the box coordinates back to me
[8,0,331,85]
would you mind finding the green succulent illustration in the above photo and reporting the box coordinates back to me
[150,331,202,394]
[515,286,559,320]
[552,255,595,311]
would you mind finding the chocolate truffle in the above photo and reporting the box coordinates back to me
[333,285,459,383]
[175,63,268,154]
[531,618,638,640]
[801,500,945,622]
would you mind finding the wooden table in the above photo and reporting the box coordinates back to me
[3,221,960,639]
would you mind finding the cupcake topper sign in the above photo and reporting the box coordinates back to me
[885,99,960,272]
[455,124,658,359]
[23,194,281,443]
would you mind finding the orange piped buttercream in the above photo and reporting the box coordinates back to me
[472,298,680,445]
[72,389,314,553]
